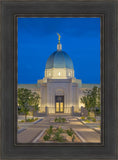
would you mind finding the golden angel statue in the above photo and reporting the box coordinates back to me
[57,33,61,43]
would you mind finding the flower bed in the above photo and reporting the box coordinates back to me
[19,118,38,123]
[50,117,69,123]
[38,126,81,143]
[81,116,97,122]
[55,117,66,123]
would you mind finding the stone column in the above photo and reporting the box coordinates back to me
[45,106,48,115]
[71,106,74,116]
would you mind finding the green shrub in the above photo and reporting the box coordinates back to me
[53,131,64,142]
[87,117,91,120]
[50,125,53,130]
[67,128,74,137]
[43,134,50,141]
[58,117,62,123]
[57,127,63,134]
[25,118,38,122]
[55,117,67,123]
[55,117,58,122]
[47,126,53,135]
[62,118,66,122]
[26,118,33,122]
[85,119,91,123]
[81,116,85,120]
[96,108,101,115]
[21,120,25,122]
[92,118,96,122]
[54,131,60,139]
[20,118,38,123]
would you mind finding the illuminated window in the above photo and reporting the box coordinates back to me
[58,72,61,76]
[69,72,71,76]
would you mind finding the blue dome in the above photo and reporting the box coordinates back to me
[46,51,74,69]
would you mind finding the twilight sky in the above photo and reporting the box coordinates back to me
[18,17,100,84]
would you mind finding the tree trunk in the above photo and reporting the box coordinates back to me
[94,111,96,121]
[32,110,34,119]
[25,114,27,122]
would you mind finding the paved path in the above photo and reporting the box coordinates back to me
[17,128,43,143]
[17,115,101,143]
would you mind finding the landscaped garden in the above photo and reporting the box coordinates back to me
[81,116,97,122]
[18,117,38,123]
[54,117,67,123]
[38,125,81,143]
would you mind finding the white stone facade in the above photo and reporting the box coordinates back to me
[18,81,100,114]
[39,78,80,114]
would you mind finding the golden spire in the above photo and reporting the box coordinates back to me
[57,33,61,43]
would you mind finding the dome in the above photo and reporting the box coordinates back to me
[46,50,74,70]
[44,34,74,79]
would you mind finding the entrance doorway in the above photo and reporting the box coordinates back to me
[55,96,64,113]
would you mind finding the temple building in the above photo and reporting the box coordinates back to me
[18,34,100,114]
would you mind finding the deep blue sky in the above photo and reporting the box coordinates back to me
[18,17,100,84]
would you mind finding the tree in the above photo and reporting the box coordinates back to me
[90,86,99,117]
[81,94,90,112]
[81,86,101,117]
[18,88,32,121]
[81,89,92,112]
[29,92,40,118]
[95,87,101,116]
[18,106,22,114]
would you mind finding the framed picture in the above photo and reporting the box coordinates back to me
[17,16,102,145]
[1,0,117,159]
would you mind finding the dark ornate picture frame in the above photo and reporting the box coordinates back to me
[0,0,117,159]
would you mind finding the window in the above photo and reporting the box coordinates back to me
[58,72,61,76]
[69,72,71,76]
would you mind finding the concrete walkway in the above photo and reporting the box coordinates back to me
[17,115,101,143]
[17,128,42,143]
